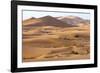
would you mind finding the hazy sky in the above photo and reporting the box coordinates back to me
[22,10,90,20]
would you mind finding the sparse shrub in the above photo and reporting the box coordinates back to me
[72,51,79,54]
[74,35,79,38]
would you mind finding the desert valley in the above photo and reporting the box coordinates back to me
[22,15,90,62]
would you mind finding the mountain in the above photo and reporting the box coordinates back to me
[85,20,90,24]
[23,16,90,28]
[23,16,73,27]
[57,16,90,26]
[22,17,40,26]
[39,16,72,27]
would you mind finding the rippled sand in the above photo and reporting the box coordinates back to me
[22,26,90,62]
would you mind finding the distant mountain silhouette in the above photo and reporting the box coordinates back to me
[23,16,73,27]
[22,17,38,26]
[38,16,72,27]
[23,16,90,27]
[57,16,90,26]
[23,17,36,22]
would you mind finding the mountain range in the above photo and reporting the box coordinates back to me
[23,15,90,27]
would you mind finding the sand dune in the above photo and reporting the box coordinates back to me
[22,16,90,62]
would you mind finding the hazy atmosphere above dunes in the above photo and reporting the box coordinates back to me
[22,11,90,62]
